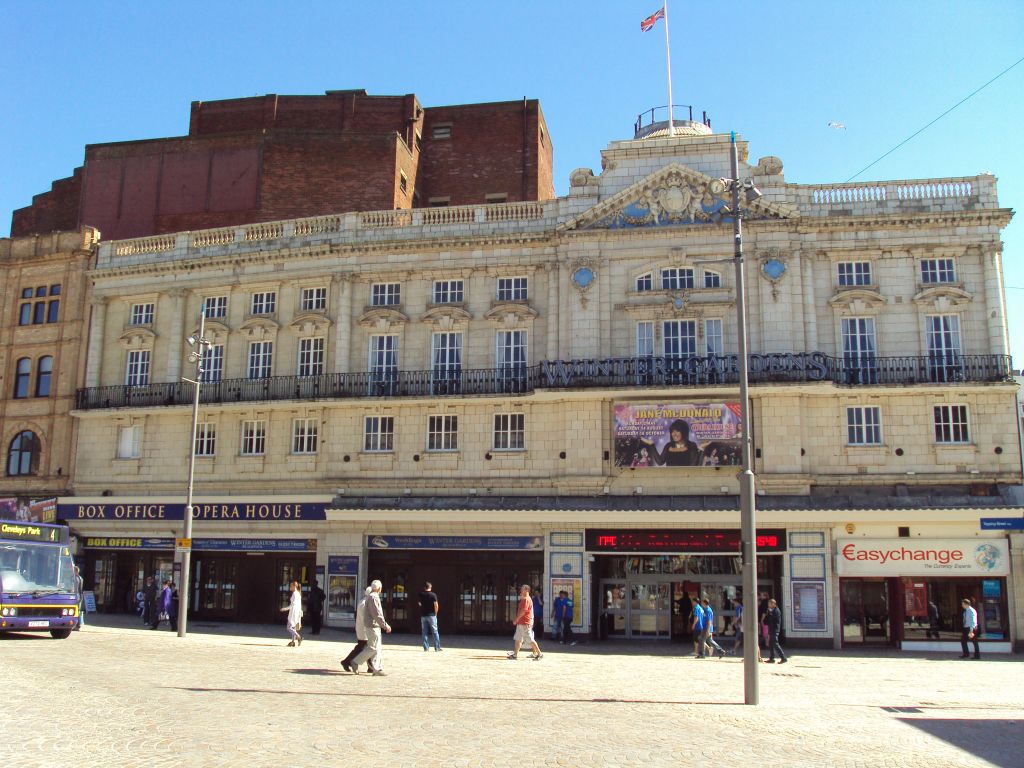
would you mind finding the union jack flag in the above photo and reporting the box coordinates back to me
[640,6,665,32]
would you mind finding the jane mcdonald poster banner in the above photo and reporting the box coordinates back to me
[613,403,743,468]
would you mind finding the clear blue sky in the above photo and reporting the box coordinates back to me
[3,1,1023,364]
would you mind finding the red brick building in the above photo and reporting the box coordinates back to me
[12,90,554,240]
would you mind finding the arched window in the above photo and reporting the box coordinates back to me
[35,356,53,397]
[13,358,31,398]
[7,430,40,476]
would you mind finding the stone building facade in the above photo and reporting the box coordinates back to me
[0,228,97,516]
[60,121,1021,651]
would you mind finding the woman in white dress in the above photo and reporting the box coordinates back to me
[281,580,304,646]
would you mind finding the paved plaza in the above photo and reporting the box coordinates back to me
[4,616,1022,767]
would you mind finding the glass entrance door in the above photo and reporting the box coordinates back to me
[841,579,890,644]
[629,581,671,638]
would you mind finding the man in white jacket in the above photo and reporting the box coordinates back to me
[341,586,376,673]
[351,580,391,676]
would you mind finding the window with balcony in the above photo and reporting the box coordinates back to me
[364,416,394,452]
[433,280,464,304]
[841,317,877,384]
[291,418,319,454]
[427,415,458,452]
[297,337,325,377]
[241,420,266,455]
[838,261,873,287]
[926,314,962,382]
[846,406,882,445]
[661,268,694,291]
[300,287,328,312]
[125,350,151,387]
[431,332,463,394]
[201,345,224,383]
[496,330,527,391]
[371,283,401,307]
[369,335,399,395]
[497,277,528,301]
[704,319,723,356]
[493,413,525,451]
[247,341,273,379]
[195,423,216,457]
[933,405,969,444]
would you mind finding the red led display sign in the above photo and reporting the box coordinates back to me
[585,529,787,553]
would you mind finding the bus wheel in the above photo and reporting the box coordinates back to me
[50,629,72,639]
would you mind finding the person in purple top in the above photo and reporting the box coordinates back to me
[150,580,174,630]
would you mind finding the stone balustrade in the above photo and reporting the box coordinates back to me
[795,175,995,215]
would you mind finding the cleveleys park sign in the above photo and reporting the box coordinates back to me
[835,539,1009,577]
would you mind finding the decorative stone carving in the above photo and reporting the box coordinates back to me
[484,302,538,327]
[420,306,472,330]
[757,156,784,175]
[569,168,596,187]
[357,308,409,332]
[289,313,333,335]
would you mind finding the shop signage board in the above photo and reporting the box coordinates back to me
[835,539,1009,577]
[82,537,315,552]
[585,528,787,553]
[980,517,1024,531]
[57,501,327,522]
[366,535,544,550]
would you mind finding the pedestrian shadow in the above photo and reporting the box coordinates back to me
[238,643,287,648]
[288,668,347,676]
[897,718,1024,768]
[165,684,738,706]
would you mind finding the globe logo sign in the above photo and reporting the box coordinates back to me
[975,543,1001,571]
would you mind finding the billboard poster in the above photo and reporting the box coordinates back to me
[327,556,359,624]
[613,403,743,468]
[549,577,583,629]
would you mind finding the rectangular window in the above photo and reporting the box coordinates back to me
[496,330,527,392]
[47,299,60,323]
[704,319,723,356]
[921,258,956,284]
[636,322,654,357]
[292,418,319,454]
[369,335,399,395]
[934,405,969,444]
[661,268,694,290]
[663,320,697,359]
[838,261,873,286]
[300,287,327,312]
[130,303,155,325]
[241,420,266,456]
[203,295,228,319]
[33,302,45,324]
[847,406,882,445]
[297,337,325,377]
[427,415,458,452]
[195,422,216,457]
[371,283,401,306]
[635,273,653,292]
[117,425,142,459]
[399,172,408,193]
[363,416,394,452]
[433,280,464,304]
[247,341,273,379]
[250,291,276,315]
[703,270,722,289]
[431,332,463,393]
[125,350,151,387]
[201,344,224,383]
[432,124,452,140]
[926,314,962,382]
[493,413,525,451]
[19,302,32,325]
[497,277,528,301]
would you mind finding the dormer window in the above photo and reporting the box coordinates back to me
[636,273,653,292]
[921,258,956,284]
[661,268,694,291]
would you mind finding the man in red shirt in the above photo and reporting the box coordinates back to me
[507,584,543,660]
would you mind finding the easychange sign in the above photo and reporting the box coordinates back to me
[835,539,1009,577]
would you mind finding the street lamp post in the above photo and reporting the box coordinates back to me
[177,311,211,638]
[729,131,760,705]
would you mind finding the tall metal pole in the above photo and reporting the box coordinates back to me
[662,2,674,136]
[177,311,205,638]
[732,132,759,704]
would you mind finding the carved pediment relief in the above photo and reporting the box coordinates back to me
[828,288,887,313]
[559,162,798,232]
[912,286,973,310]
[239,317,280,341]
[118,327,156,350]
[289,312,333,335]
[420,305,472,330]
[484,302,538,327]
[357,307,409,332]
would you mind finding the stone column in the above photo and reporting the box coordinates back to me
[802,251,818,352]
[546,259,559,360]
[333,274,352,373]
[166,289,188,381]
[85,296,108,387]
[982,245,1009,357]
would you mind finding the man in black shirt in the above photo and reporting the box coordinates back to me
[306,580,326,635]
[142,576,158,626]
[418,581,442,651]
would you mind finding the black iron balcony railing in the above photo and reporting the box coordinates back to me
[74,353,1014,411]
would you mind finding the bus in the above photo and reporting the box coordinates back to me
[0,521,80,638]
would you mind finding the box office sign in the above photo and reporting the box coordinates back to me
[58,501,327,522]
[613,403,743,468]
[836,539,1009,577]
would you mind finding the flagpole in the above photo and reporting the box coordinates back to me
[662,2,674,135]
